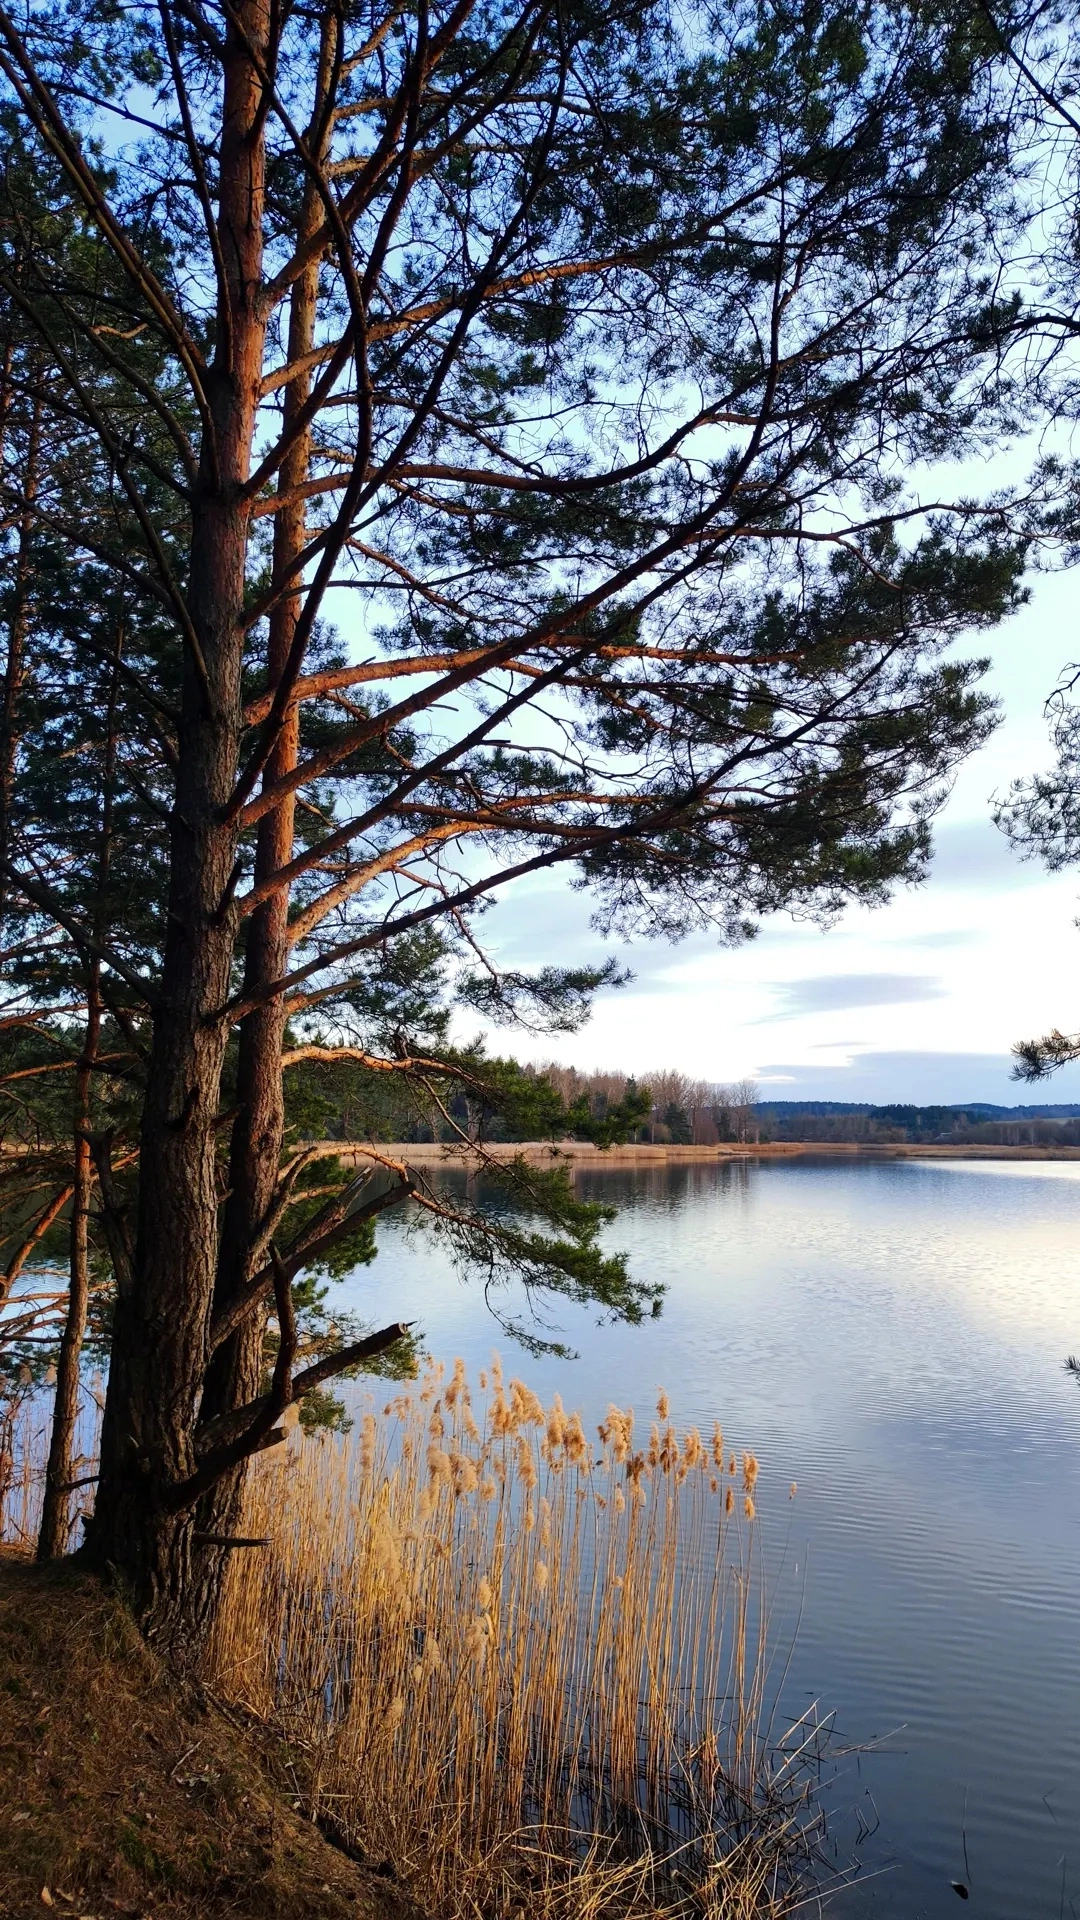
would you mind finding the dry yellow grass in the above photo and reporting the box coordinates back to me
[0,1374,101,1553]
[209,1360,822,1918]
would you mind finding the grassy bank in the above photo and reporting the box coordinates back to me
[330,1139,1080,1165]
[0,1553,414,1920]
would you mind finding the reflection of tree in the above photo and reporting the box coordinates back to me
[1065,1356,1080,1386]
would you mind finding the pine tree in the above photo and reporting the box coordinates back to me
[0,0,1035,1649]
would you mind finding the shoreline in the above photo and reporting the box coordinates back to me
[331,1138,1080,1166]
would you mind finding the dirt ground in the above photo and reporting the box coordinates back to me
[0,1552,414,1920]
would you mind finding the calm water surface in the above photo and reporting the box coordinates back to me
[335,1156,1080,1918]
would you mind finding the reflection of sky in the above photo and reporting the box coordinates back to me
[337,1158,1080,1918]
[428,563,1080,1104]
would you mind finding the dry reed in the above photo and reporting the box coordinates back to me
[0,1377,102,1553]
[210,1360,825,1918]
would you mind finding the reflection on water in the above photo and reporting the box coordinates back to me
[334,1155,1080,1918]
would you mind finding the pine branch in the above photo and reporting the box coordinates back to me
[192,1319,411,1460]
[207,1157,412,1351]
[1012,1029,1080,1081]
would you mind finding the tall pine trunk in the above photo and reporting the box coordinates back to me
[189,22,339,1636]
[88,0,269,1658]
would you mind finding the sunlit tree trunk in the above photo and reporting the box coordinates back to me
[187,15,340,1637]
[89,0,270,1656]
[39,632,121,1559]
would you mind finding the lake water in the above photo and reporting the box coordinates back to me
[334,1154,1080,1919]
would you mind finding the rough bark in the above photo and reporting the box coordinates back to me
[187,18,341,1640]
[88,0,270,1658]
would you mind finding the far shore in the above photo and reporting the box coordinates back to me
[330,1138,1080,1166]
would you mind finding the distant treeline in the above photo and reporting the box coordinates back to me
[295,1057,760,1146]
[298,1053,1080,1148]
[757,1099,1080,1145]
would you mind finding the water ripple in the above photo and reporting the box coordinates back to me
[336,1156,1080,1919]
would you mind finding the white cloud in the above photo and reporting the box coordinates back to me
[762,973,945,1018]
[457,568,1080,1103]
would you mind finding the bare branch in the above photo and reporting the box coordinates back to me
[193,1320,411,1458]
[207,1155,413,1351]
[0,1183,73,1308]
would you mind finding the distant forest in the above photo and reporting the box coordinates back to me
[292,1053,1080,1149]
[755,1100,1080,1146]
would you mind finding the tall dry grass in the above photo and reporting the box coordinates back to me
[0,1375,102,1553]
[210,1359,824,1918]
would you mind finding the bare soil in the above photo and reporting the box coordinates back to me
[0,1551,415,1920]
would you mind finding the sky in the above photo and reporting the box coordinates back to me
[465,562,1080,1106]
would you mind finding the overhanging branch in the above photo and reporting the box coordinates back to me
[207,1156,413,1351]
[193,1320,412,1460]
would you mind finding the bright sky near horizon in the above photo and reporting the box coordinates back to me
[461,561,1080,1106]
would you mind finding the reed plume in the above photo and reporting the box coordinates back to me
[209,1358,824,1918]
